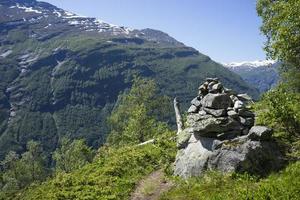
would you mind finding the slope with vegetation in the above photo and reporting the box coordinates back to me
[0,0,258,162]
[1,0,300,199]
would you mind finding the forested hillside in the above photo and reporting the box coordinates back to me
[0,0,258,160]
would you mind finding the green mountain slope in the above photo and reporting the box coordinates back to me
[0,0,259,159]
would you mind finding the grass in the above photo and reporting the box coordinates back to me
[160,161,300,200]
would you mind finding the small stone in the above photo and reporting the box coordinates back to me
[224,87,237,95]
[191,97,201,107]
[188,105,199,113]
[203,81,209,87]
[248,126,273,141]
[198,84,208,96]
[201,93,233,109]
[198,84,206,90]
[210,83,223,93]
[230,95,239,102]
[238,109,255,118]
[227,110,238,118]
[177,129,193,149]
[203,107,227,117]
[227,107,234,111]
[237,94,253,103]
[234,100,244,110]
[199,110,207,115]
[239,117,254,127]
[208,81,216,91]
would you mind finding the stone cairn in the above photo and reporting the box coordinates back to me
[174,78,283,179]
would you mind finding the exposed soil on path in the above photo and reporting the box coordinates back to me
[131,169,173,200]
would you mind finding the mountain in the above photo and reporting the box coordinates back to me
[223,60,280,94]
[0,0,259,159]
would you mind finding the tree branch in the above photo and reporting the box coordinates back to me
[174,97,184,135]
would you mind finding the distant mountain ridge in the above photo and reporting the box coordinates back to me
[0,0,259,159]
[0,0,182,45]
[223,60,280,94]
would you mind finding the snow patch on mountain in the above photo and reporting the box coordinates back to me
[10,4,42,14]
[223,60,276,68]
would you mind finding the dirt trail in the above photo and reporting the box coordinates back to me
[131,169,173,200]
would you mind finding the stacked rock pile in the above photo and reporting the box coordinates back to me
[187,77,255,140]
[174,78,283,179]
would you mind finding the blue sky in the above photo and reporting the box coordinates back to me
[41,0,266,63]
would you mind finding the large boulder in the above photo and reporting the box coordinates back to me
[174,78,283,179]
[174,135,283,179]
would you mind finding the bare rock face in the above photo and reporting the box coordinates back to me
[174,78,284,179]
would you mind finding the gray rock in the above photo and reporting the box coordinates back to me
[201,93,233,109]
[234,100,244,110]
[208,81,216,91]
[216,131,240,140]
[237,94,253,104]
[187,113,211,123]
[188,105,199,113]
[212,140,223,150]
[191,97,201,107]
[175,79,282,179]
[177,128,193,149]
[174,137,215,178]
[174,137,283,178]
[238,109,255,118]
[239,117,254,127]
[224,87,237,96]
[230,95,239,102]
[203,107,227,117]
[248,126,273,141]
[227,110,238,118]
[199,110,207,115]
[209,83,223,93]
[188,116,242,137]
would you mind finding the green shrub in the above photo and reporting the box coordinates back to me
[160,162,300,200]
[254,84,300,139]
[18,132,176,200]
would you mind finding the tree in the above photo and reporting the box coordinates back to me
[257,0,300,90]
[0,151,21,194]
[107,76,171,146]
[20,141,48,184]
[0,141,48,198]
[53,138,94,173]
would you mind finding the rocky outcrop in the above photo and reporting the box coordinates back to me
[174,78,283,179]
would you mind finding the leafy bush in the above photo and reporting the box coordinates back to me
[53,138,95,173]
[254,84,300,139]
[107,77,172,146]
[18,133,176,200]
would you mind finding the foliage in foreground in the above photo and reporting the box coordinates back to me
[254,84,300,137]
[107,76,171,146]
[160,161,300,200]
[0,141,49,198]
[254,84,300,159]
[16,131,176,200]
[0,139,94,200]
[257,0,300,91]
